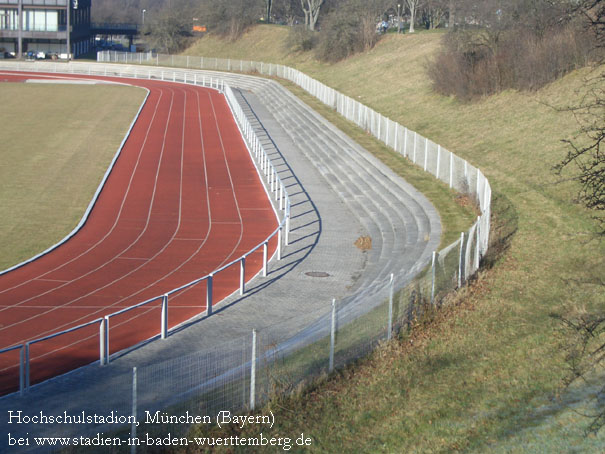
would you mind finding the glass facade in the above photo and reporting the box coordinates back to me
[24,9,59,31]
[3,1,67,5]
[1,0,94,58]
[1,8,59,32]
[0,9,18,30]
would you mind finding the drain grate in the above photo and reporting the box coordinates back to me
[305,271,330,278]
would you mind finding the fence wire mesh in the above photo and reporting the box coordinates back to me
[0,57,492,452]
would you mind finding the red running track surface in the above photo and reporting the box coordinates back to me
[0,72,278,394]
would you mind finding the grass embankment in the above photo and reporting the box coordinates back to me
[178,26,604,452]
[0,84,146,270]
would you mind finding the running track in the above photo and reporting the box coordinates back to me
[0,72,278,394]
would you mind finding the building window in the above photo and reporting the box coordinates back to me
[23,9,59,32]
[47,10,58,31]
[0,9,19,31]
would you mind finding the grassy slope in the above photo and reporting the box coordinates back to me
[0,84,146,270]
[181,26,605,452]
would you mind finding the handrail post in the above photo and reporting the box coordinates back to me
[19,346,24,396]
[206,275,213,316]
[104,316,110,364]
[285,206,291,246]
[99,318,106,365]
[240,257,246,295]
[279,183,284,210]
[131,367,137,454]
[262,242,268,277]
[277,228,282,261]
[161,294,168,339]
[24,343,30,392]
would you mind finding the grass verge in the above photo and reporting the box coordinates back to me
[170,27,605,452]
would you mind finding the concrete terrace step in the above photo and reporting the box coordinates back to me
[243,80,439,284]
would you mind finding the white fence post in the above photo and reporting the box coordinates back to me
[436,145,441,178]
[262,242,268,277]
[458,232,465,288]
[388,273,394,341]
[431,251,437,305]
[250,329,257,410]
[449,151,454,188]
[424,138,429,171]
[475,216,481,271]
[329,299,336,373]
[413,132,417,163]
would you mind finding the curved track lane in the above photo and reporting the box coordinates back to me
[0,73,278,393]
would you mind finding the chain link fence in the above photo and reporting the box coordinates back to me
[1,57,491,452]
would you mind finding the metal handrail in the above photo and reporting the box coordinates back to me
[0,63,291,394]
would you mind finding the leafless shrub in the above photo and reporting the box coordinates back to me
[285,25,318,52]
[315,0,390,63]
[428,23,598,101]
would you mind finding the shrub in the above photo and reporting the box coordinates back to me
[315,0,389,63]
[315,9,361,62]
[285,25,318,52]
[428,23,596,100]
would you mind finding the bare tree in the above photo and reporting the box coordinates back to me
[265,0,273,22]
[554,0,605,435]
[275,0,303,25]
[448,0,455,28]
[405,0,422,33]
[556,306,605,434]
[555,0,605,236]
[199,0,262,41]
[359,0,390,49]
[300,0,325,30]
[421,0,448,29]
[316,0,389,60]
[143,1,194,53]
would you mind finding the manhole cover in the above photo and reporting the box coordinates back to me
[305,271,330,278]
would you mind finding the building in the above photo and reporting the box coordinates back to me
[0,0,93,59]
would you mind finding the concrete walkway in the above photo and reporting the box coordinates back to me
[0,68,440,452]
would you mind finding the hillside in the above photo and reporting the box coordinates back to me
[180,26,605,452]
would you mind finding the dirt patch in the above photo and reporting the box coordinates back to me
[455,194,481,215]
[354,236,372,251]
